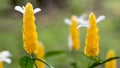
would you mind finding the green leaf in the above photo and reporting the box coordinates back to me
[33,58,54,68]
[70,62,77,68]
[19,56,34,68]
[89,56,120,68]
[45,51,65,58]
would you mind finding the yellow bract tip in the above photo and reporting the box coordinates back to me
[106,50,115,59]
[71,15,77,20]
[26,3,33,8]
[89,12,96,25]
[89,12,94,17]
[24,3,34,14]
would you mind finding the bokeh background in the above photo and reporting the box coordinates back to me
[0,0,120,68]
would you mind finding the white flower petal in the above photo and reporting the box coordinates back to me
[34,8,41,14]
[77,21,90,28]
[0,50,11,63]
[22,6,25,10]
[1,51,11,57]
[77,14,87,24]
[4,58,11,64]
[15,6,24,14]
[68,34,72,51]
[97,15,106,23]
[64,18,71,25]
[78,14,87,20]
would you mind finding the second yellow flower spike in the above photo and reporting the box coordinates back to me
[84,13,99,57]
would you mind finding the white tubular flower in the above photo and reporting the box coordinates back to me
[64,14,86,26]
[77,14,106,28]
[77,20,90,28]
[0,51,11,64]
[77,14,87,22]
[64,14,90,28]
[14,5,41,14]
[76,14,90,28]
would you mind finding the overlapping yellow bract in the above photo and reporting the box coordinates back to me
[70,16,80,51]
[105,50,116,68]
[84,13,99,57]
[0,62,3,68]
[36,43,45,68]
[23,3,39,55]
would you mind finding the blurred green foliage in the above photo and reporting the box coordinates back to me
[0,0,120,68]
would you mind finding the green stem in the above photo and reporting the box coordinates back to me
[71,62,77,68]
[89,56,120,68]
[33,58,54,68]
[87,60,92,68]
[70,51,78,68]
[34,61,38,68]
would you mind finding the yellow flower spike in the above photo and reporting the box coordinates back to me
[84,13,99,57]
[69,16,80,51]
[15,3,41,55]
[0,62,3,68]
[35,43,45,68]
[105,50,116,68]
[22,3,39,55]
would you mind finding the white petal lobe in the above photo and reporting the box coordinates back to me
[4,58,11,64]
[77,21,90,28]
[78,14,87,20]
[0,50,11,63]
[14,6,24,14]
[34,8,41,14]
[97,15,106,23]
[22,6,25,10]
[64,18,71,25]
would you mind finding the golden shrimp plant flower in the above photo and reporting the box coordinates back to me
[64,15,80,51]
[77,13,105,57]
[15,3,41,55]
[0,51,11,68]
[105,50,116,68]
[35,42,45,68]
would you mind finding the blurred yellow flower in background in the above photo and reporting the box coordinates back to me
[64,16,80,51]
[105,50,116,68]
[69,16,80,51]
[84,13,99,57]
[35,42,45,68]
[0,62,3,68]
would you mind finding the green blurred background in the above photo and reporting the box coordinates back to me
[0,0,120,68]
